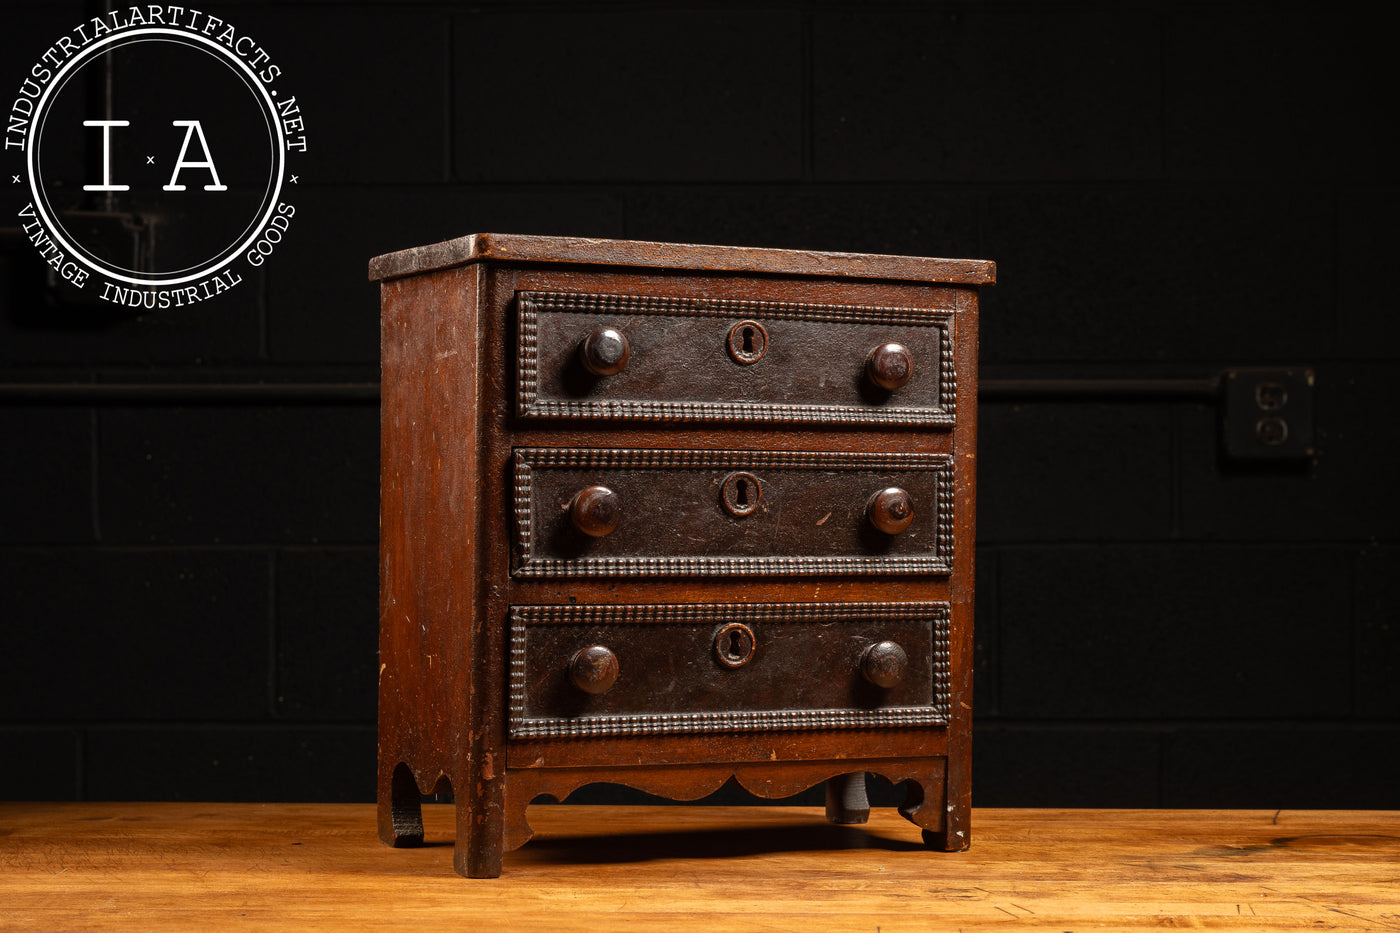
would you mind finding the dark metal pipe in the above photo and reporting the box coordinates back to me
[977,376,1222,402]
[0,377,1223,406]
[0,383,380,405]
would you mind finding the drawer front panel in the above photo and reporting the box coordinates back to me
[517,291,956,426]
[508,602,951,739]
[512,448,954,578]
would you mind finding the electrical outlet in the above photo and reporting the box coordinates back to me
[1221,368,1315,461]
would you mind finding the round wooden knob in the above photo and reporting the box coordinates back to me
[578,328,630,376]
[569,645,619,695]
[866,342,914,391]
[569,485,621,537]
[866,487,914,534]
[861,640,908,688]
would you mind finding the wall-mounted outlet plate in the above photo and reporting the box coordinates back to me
[1221,368,1315,461]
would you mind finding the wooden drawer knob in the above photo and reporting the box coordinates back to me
[866,342,914,391]
[578,327,630,376]
[861,640,908,688]
[866,487,914,534]
[569,645,619,695]
[569,485,621,537]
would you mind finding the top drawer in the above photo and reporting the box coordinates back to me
[516,290,957,426]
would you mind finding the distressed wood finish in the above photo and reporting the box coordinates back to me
[507,601,951,739]
[373,233,992,877]
[4,803,1398,931]
[511,447,956,576]
[516,290,958,424]
[367,232,997,285]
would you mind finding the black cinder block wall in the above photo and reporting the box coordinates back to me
[2,2,1396,807]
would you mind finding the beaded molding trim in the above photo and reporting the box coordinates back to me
[517,290,957,425]
[512,447,955,578]
[508,601,952,739]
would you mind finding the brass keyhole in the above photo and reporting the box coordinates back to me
[727,320,768,364]
[720,472,762,517]
[714,623,756,668]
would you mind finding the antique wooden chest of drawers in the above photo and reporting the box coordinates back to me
[369,234,994,877]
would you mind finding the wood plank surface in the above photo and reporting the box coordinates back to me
[367,232,997,285]
[2,804,1397,931]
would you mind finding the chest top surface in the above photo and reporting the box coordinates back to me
[369,232,996,286]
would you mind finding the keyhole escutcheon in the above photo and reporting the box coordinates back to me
[720,471,762,517]
[714,622,756,668]
[727,320,768,364]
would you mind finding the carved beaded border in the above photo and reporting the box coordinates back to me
[516,291,957,425]
[508,601,952,739]
[513,448,955,578]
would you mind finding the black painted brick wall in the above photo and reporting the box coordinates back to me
[2,1,1396,809]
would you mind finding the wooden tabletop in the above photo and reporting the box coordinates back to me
[2,803,1397,931]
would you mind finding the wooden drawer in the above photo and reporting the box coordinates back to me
[516,290,957,425]
[507,602,951,739]
[511,447,954,578]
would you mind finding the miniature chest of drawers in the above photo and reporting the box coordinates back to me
[369,234,994,877]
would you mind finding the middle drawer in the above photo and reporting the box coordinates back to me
[511,448,954,578]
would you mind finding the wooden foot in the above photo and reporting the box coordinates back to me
[454,798,505,879]
[824,772,871,825]
[921,828,951,849]
[921,815,969,851]
[902,769,968,851]
[378,762,424,848]
[897,771,956,845]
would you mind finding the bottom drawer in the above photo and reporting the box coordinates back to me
[508,601,950,739]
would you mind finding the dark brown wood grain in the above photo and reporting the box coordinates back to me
[373,234,990,877]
